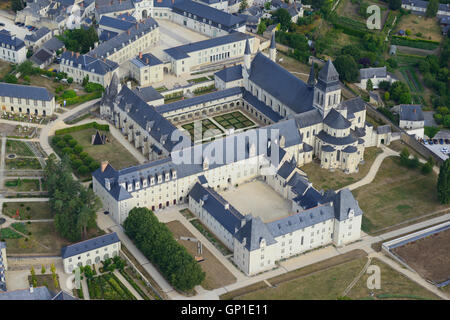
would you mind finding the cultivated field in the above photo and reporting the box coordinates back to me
[69,128,140,170]
[165,220,236,290]
[392,228,450,284]
[394,14,443,42]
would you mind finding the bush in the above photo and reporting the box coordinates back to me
[68,139,78,147]
[77,165,89,175]
[73,145,83,154]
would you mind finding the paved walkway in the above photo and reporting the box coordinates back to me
[0,133,5,190]
[113,270,144,300]
[81,277,90,300]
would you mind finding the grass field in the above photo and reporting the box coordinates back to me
[394,14,443,42]
[68,128,139,170]
[213,111,255,130]
[234,255,440,300]
[352,156,449,234]
[6,140,34,157]
[165,220,236,290]
[301,147,383,191]
[181,119,223,142]
[2,201,52,220]
[4,178,40,192]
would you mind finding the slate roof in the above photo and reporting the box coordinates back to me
[242,90,283,122]
[61,51,119,75]
[172,0,246,30]
[316,60,340,93]
[324,109,351,130]
[99,15,136,31]
[30,47,53,65]
[24,27,51,43]
[316,130,358,145]
[234,216,276,251]
[340,97,366,115]
[343,145,357,153]
[0,83,53,101]
[292,109,323,128]
[61,233,120,259]
[165,32,251,60]
[0,30,26,51]
[321,145,335,152]
[277,158,296,179]
[333,188,363,221]
[96,0,135,14]
[0,287,54,300]
[42,37,65,52]
[130,53,163,68]
[132,86,164,102]
[249,52,314,114]
[377,124,391,134]
[359,66,387,80]
[399,104,424,121]
[88,18,158,59]
[99,30,118,42]
[215,64,243,82]
[189,182,244,234]
[0,242,5,292]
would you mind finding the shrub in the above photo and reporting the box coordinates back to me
[73,145,83,154]
[77,165,89,175]
[68,139,78,147]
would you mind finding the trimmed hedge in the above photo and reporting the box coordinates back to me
[54,122,109,135]
[390,36,440,50]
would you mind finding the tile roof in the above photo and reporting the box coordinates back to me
[0,83,53,101]
[61,233,120,259]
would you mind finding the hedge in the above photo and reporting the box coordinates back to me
[54,122,109,135]
[390,36,440,50]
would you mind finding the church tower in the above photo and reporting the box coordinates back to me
[269,33,276,62]
[313,60,341,118]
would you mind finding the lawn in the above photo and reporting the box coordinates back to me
[68,128,140,170]
[165,220,236,290]
[190,219,232,256]
[2,201,52,220]
[301,147,383,191]
[4,178,40,192]
[181,119,223,142]
[87,273,136,300]
[6,140,34,157]
[394,14,443,42]
[5,158,42,170]
[213,111,255,130]
[352,156,449,234]
[235,256,439,300]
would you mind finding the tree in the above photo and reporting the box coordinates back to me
[239,0,248,12]
[388,0,402,10]
[257,21,267,35]
[273,8,292,32]
[366,79,373,91]
[437,159,450,204]
[264,1,271,10]
[426,0,438,18]
[10,0,25,12]
[333,55,359,82]
[4,74,18,84]
[41,265,46,274]
[83,265,94,279]
[384,91,390,101]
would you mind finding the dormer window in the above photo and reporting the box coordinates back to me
[150,177,155,185]
[127,183,132,192]
[172,170,177,179]
[135,181,140,190]
[165,172,170,181]
[143,179,148,188]
[158,174,162,183]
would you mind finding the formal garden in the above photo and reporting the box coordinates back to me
[181,119,224,142]
[213,111,256,130]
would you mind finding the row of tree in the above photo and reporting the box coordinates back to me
[43,154,100,242]
[123,207,205,292]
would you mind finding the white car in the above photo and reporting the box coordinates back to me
[441,147,448,154]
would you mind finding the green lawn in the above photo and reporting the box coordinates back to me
[213,111,255,130]
[2,202,52,220]
[6,140,34,157]
[68,128,140,170]
[235,257,439,300]
[352,157,448,234]
[4,178,40,192]
[301,147,383,191]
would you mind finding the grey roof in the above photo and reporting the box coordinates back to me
[99,15,136,31]
[377,124,391,134]
[165,32,251,60]
[30,47,53,65]
[333,189,363,221]
[322,145,335,152]
[61,233,120,259]
[270,33,276,49]
[189,182,244,234]
[399,104,424,121]
[242,90,283,122]
[303,142,313,152]
[130,53,163,68]
[244,38,251,55]
[343,145,357,153]
[234,216,276,251]
[42,37,65,52]
[0,287,53,300]
[316,59,340,93]
[292,109,323,128]
[215,64,243,83]
[88,18,158,59]
[99,30,118,42]
[324,109,351,130]
[249,52,314,114]
[277,158,296,179]
[96,0,135,14]
[24,27,51,43]
[316,130,358,145]
[133,86,164,102]
[340,97,366,116]
[61,51,119,75]
[0,83,53,101]
[307,63,315,87]
[0,30,25,51]
[172,0,246,30]
[359,66,387,80]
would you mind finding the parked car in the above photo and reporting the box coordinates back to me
[446,139,450,144]
[0,23,5,27]
[424,140,429,145]
[440,139,444,144]
[433,139,438,144]
[429,140,434,145]
[14,22,20,25]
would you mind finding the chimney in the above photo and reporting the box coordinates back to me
[413,109,416,113]
[101,161,109,172]
[71,51,74,57]
[63,47,66,52]
[127,29,130,35]
[127,81,131,88]
[76,52,79,58]
[139,51,142,59]
[29,286,34,293]
[224,203,229,210]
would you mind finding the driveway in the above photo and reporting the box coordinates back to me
[0,14,31,40]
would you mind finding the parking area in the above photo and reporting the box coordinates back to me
[0,15,31,39]
[423,139,450,161]
[219,180,293,223]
